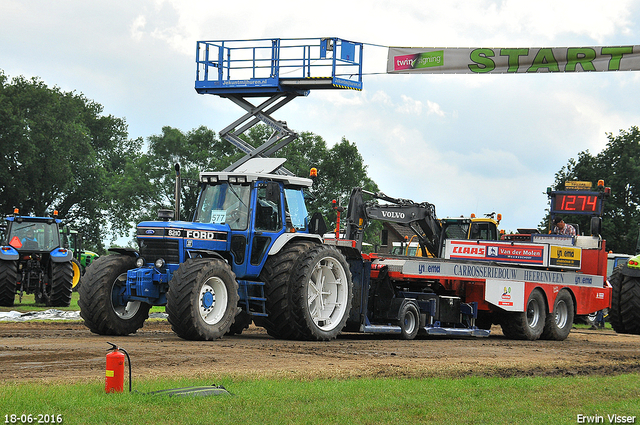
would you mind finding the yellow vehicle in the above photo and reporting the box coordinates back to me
[392,214,501,257]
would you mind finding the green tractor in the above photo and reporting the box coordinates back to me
[59,227,99,291]
[609,253,640,334]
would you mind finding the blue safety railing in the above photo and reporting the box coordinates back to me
[195,38,363,95]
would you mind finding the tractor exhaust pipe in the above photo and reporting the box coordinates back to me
[174,163,181,221]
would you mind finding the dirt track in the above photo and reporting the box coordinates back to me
[1,320,640,383]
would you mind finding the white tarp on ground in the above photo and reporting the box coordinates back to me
[0,310,168,321]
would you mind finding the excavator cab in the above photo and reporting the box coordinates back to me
[438,215,500,256]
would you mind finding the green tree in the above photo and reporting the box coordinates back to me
[140,126,241,223]
[546,126,640,253]
[0,72,142,252]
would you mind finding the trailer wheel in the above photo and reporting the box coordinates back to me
[47,261,73,307]
[290,244,353,341]
[541,289,574,340]
[500,289,546,340]
[609,266,640,335]
[258,240,317,339]
[0,260,17,307]
[166,258,239,341]
[78,255,150,335]
[399,302,419,340]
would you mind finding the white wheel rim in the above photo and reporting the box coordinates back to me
[111,272,141,320]
[527,296,541,328]
[404,310,416,334]
[554,300,568,328]
[199,276,228,325]
[306,255,348,332]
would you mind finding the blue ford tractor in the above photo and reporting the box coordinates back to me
[0,211,74,306]
[78,159,354,340]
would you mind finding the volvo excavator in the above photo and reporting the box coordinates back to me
[343,187,500,257]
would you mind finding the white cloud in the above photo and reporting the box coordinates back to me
[131,15,146,41]
[2,0,640,235]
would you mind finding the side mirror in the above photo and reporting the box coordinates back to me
[266,182,280,204]
[590,216,602,236]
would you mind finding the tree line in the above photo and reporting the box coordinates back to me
[544,126,640,254]
[1,71,639,254]
[0,72,378,253]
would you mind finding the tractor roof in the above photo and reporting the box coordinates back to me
[201,159,312,188]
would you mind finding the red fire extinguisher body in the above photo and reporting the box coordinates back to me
[105,349,125,393]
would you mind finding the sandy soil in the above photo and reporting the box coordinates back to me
[1,320,639,383]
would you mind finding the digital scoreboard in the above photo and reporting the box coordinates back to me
[549,191,604,215]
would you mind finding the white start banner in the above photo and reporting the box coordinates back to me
[387,46,640,74]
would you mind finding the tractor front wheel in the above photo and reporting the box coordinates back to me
[166,258,239,341]
[78,255,150,335]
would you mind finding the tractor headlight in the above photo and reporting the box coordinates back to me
[155,258,166,269]
[136,257,145,268]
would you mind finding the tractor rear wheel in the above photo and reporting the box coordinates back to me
[609,266,640,335]
[166,258,239,341]
[0,260,17,307]
[78,255,150,335]
[289,244,353,341]
[500,289,546,340]
[47,261,74,307]
[258,240,317,339]
[541,289,574,341]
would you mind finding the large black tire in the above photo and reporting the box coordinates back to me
[166,258,239,341]
[541,289,574,341]
[289,244,353,341]
[574,312,597,326]
[609,265,627,333]
[47,261,73,307]
[609,265,640,335]
[225,310,252,336]
[399,301,419,340]
[475,311,494,330]
[0,260,17,307]
[257,240,317,339]
[78,255,151,335]
[500,289,547,340]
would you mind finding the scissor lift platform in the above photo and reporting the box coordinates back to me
[195,38,364,172]
[195,38,363,96]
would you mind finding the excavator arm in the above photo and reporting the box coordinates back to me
[344,187,442,256]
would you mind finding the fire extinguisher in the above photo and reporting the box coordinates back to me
[105,342,131,393]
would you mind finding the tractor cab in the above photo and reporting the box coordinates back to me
[6,216,62,253]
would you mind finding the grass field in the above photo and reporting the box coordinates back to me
[2,374,639,424]
[0,293,630,424]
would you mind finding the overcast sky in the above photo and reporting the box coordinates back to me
[3,0,640,234]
